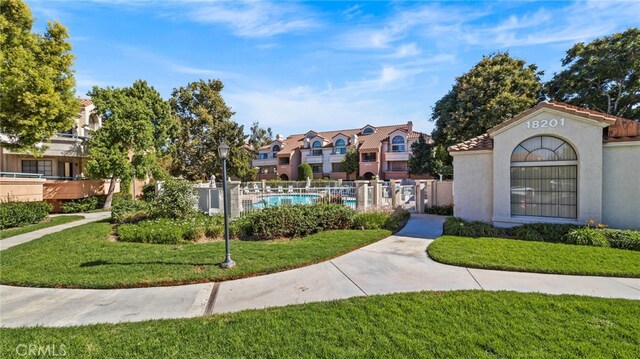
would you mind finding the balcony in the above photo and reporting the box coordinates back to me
[305,155,323,164]
[329,153,345,163]
[384,151,409,161]
[252,157,278,166]
[2,134,87,157]
[43,179,119,200]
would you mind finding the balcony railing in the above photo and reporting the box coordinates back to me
[0,172,86,181]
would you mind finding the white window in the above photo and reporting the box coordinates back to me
[334,139,346,154]
[311,140,322,156]
[510,136,578,219]
[391,136,405,152]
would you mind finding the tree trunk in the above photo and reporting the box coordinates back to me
[103,176,117,209]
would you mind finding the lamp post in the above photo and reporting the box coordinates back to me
[218,142,235,268]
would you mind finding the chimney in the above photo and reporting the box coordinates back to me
[275,134,283,141]
[304,137,310,148]
[407,121,413,133]
[350,134,358,145]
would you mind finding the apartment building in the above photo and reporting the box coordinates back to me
[252,122,432,181]
[0,99,121,208]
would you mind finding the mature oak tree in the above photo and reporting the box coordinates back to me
[86,81,171,209]
[0,0,79,154]
[169,79,255,181]
[430,52,542,163]
[545,28,640,120]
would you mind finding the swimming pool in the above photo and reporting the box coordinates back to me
[250,194,356,209]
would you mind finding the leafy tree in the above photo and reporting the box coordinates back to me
[169,79,256,181]
[431,52,542,163]
[545,28,640,120]
[86,80,170,209]
[152,178,197,219]
[0,0,79,154]
[341,147,359,180]
[298,163,313,181]
[408,134,433,176]
[248,121,273,151]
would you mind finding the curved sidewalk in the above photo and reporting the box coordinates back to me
[1,214,639,328]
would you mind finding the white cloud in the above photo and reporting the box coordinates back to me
[187,0,319,37]
[343,4,363,20]
[389,43,421,59]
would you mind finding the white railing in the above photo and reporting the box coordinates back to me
[239,186,356,215]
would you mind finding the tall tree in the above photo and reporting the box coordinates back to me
[85,80,170,209]
[248,121,273,151]
[430,52,542,163]
[341,147,359,180]
[169,79,255,181]
[545,28,640,120]
[408,134,433,176]
[0,0,79,154]
[298,163,313,181]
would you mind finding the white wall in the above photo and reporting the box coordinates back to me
[491,110,607,227]
[451,151,493,222]
[602,142,640,230]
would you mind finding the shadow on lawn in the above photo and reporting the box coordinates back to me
[79,259,222,267]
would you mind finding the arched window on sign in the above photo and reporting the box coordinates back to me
[335,138,346,154]
[510,136,578,219]
[391,136,405,152]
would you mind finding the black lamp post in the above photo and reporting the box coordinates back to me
[218,142,235,268]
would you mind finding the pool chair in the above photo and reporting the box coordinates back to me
[277,186,284,193]
[253,184,260,193]
[265,186,272,193]
[287,185,294,193]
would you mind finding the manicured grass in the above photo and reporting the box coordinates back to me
[0,221,390,288]
[0,215,84,240]
[2,291,639,357]
[428,236,640,277]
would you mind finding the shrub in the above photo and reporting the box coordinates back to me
[443,217,505,238]
[0,201,52,229]
[117,215,225,244]
[508,223,579,243]
[298,163,313,181]
[152,179,197,219]
[384,208,411,232]
[425,204,453,216]
[140,183,156,202]
[599,229,640,251]
[61,196,99,213]
[111,198,150,224]
[238,204,355,240]
[353,211,389,229]
[564,227,610,247]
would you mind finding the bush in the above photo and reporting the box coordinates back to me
[443,217,505,238]
[298,163,313,181]
[601,229,640,251]
[353,211,389,229]
[0,201,52,229]
[117,215,224,244]
[111,198,150,224]
[152,179,197,219]
[385,208,411,232]
[425,204,454,216]
[508,223,579,243]
[238,204,355,240]
[564,227,610,247]
[140,183,156,202]
[61,196,100,213]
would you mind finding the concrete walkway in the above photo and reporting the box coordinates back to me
[1,214,639,328]
[0,211,111,251]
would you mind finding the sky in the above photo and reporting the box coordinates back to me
[26,0,640,136]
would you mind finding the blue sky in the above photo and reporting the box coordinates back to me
[27,0,640,136]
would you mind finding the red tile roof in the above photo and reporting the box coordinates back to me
[450,101,639,152]
[79,99,93,107]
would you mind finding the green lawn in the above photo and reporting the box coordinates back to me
[0,221,390,289]
[2,291,639,357]
[0,215,84,240]
[428,236,640,277]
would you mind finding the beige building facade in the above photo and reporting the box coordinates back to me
[450,101,640,230]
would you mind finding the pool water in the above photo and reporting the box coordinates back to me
[251,194,355,208]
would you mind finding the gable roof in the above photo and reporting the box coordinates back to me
[450,101,639,153]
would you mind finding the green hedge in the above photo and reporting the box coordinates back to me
[352,209,410,232]
[236,204,355,240]
[117,216,224,244]
[0,201,52,229]
[61,196,101,213]
[425,204,454,216]
[443,217,640,251]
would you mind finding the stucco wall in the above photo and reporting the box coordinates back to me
[491,110,607,227]
[602,143,640,230]
[451,151,493,222]
[0,178,46,202]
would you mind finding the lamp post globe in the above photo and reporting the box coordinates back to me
[218,142,235,268]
